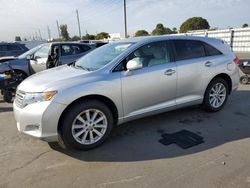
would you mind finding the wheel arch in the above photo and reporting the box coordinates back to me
[57,94,119,133]
[13,69,28,78]
[206,73,232,94]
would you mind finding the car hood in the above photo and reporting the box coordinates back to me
[0,56,17,63]
[0,58,27,73]
[18,65,92,92]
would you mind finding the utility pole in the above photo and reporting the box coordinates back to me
[123,0,128,38]
[76,9,82,38]
[56,20,61,38]
[47,26,51,40]
[38,29,42,40]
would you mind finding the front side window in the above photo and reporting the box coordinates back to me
[75,42,133,71]
[18,45,43,59]
[115,41,172,71]
[33,44,50,59]
[174,40,206,61]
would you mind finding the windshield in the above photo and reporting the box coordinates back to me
[18,43,50,59]
[75,42,133,70]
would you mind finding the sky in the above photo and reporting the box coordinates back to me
[0,0,249,41]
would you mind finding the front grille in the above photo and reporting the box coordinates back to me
[15,90,25,108]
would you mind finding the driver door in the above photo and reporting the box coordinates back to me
[30,44,51,73]
[119,41,177,119]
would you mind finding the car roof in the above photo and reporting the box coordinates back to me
[117,35,222,45]
[49,42,92,46]
[0,42,25,45]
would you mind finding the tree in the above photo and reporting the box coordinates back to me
[95,32,109,40]
[71,36,81,41]
[180,17,210,33]
[242,23,249,28]
[60,24,70,40]
[172,27,178,33]
[82,34,96,40]
[134,30,149,37]
[152,23,176,35]
[15,36,22,41]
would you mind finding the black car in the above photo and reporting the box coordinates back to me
[0,43,28,57]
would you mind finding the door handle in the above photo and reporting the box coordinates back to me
[205,61,213,67]
[164,69,176,76]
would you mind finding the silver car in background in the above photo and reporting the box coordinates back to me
[0,42,95,77]
[13,36,240,150]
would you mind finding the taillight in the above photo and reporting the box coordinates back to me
[234,55,240,65]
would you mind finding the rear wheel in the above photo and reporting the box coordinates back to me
[60,100,114,150]
[203,78,229,112]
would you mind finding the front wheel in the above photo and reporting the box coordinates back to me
[60,100,114,150]
[3,90,13,103]
[202,78,229,112]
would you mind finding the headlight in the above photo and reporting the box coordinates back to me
[23,91,57,106]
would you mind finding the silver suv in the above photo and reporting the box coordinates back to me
[13,36,240,150]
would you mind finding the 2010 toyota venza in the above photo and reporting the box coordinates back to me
[13,36,240,150]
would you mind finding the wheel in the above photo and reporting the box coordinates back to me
[60,100,114,150]
[3,90,13,103]
[202,78,229,112]
[240,75,249,85]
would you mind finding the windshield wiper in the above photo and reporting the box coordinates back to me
[75,64,91,71]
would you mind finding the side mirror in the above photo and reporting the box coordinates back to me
[126,58,143,71]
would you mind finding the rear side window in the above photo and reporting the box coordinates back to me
[173,40,206,61]
[61,44,91,56]
[203,42,222,56]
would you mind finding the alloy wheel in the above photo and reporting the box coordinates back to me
[71,109,108,145]
[209,83,226,108]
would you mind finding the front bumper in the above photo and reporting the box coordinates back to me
[13,100,66,142]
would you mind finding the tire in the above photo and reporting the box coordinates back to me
[240,76,249,85]
[202,78,229,112]
[3,90,13,103]
[60,100,114,150]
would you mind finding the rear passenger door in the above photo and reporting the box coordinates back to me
[173,39,211,104]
